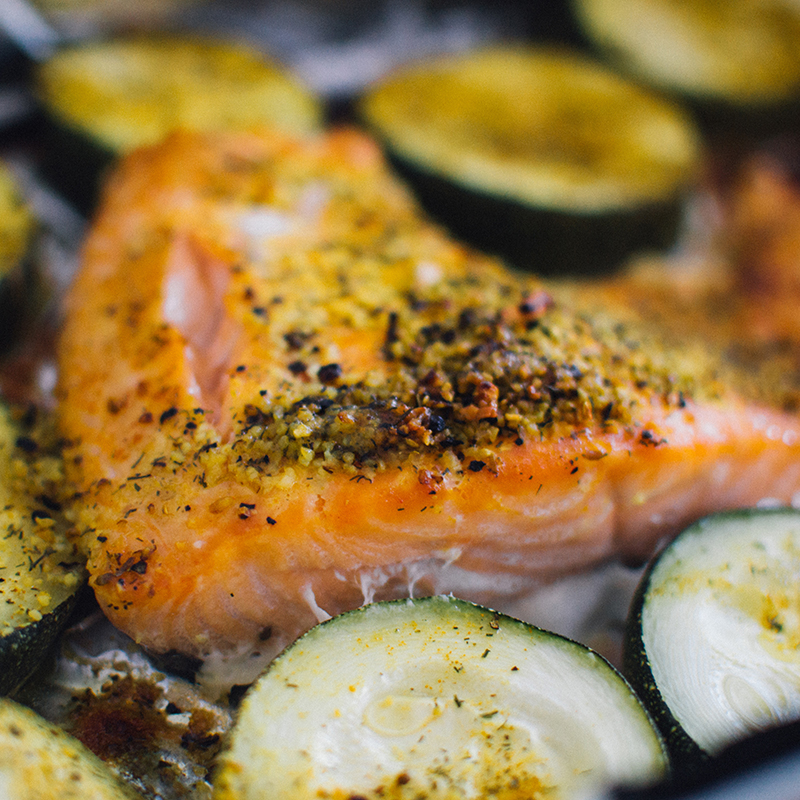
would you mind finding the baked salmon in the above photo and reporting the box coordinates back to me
[57,127,800,688]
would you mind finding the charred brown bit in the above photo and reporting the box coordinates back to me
[190,296,727,483]
[67,676,164,761]
[65,674,225,795]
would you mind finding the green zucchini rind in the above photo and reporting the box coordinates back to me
[624,508,800,771]
[0,403,85,696]
[214,596,667,800]
[359,46,701,275]
[0,161,38,354]
[34,35,323,211]
[572,0,800,139]
[0,697,138,799]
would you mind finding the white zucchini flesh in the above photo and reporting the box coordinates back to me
[214,596,666,800]
[0,698,137,800]
[640,509,800,755]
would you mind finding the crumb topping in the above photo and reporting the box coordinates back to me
[208,297,717,483]
[0,404,83,638]
[74,128,747,494]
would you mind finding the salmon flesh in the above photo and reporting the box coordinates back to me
[57,127,800,685]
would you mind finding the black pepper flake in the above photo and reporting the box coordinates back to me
[428,414,446,434]
[266,517,277,525]
[159,408,178,424]
[288,360,307,375]
[570,466,579,475]
[284,330,308,350]
[14,436,37,454]
[235,365,246,373]
[518,290,553,317]
[639,429,666,447]
[383,311,399,360]
[107,397,126,414]
[468,460,486,472]
[317,363,342,384]
[37,495,62,512]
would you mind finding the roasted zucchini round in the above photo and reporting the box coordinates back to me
[0,697,138,799]
[0,160,38,354]
[572,0,800,135]
[35,35,323,210]
[624,509,800,770]
[214,596,667,800]
[359,45,701,275]
[0,403,85,696]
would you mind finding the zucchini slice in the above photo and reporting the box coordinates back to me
[624,508,800,768]
[0,403,85,696]
[0,697,138,799]
[0,160,38,353]
[214,596,667,800]
[572,0,800,133]
[359,46,701,275]
[34,35,323,210]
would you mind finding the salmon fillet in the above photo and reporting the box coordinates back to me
[57,127,800,687]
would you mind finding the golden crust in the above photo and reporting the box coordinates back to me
[56,127,800,675]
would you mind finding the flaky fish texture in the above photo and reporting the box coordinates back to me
[57,126,800,686]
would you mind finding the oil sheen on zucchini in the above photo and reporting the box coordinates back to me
[35,35,323,209]
[214,596,667,800]
[359,46,700,275]
[572,0,800,131]
[0,403,84,696]
[0,697,138,799]
[0,160,37,353]
[624,509,800,767]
